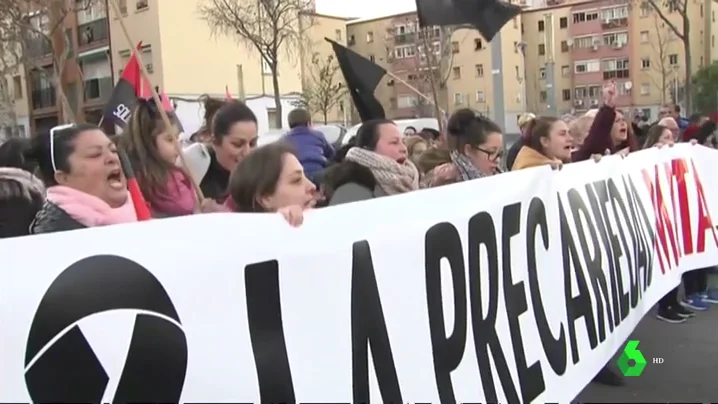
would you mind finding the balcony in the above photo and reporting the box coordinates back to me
[601,18,628,29]
[394,33,416,45]
[31,88,56,110]
[84,77,113,103]
[26,36,52,58]
[77,18,109,48]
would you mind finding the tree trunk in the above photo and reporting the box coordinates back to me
[323,111,327,124]
[271,67,283,129]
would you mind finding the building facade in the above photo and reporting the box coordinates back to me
[523,0,715,120]
[22,0,112,133]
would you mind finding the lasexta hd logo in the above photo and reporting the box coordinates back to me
[617,340,647,376]
[24,255,188,402]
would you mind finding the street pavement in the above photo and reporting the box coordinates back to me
[574,275,718,403]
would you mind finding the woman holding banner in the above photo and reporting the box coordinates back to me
[26,124,138,234]
[421,109,504,188]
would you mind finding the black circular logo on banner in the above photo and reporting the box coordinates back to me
[24,255,188,402]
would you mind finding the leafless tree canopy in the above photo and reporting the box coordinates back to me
[648,15,676,103]
[198,0,315,128]
[641,0,693,112]
[0,0,100,124]
[295,53,346,124]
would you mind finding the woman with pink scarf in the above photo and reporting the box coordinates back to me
[26,124,137,234]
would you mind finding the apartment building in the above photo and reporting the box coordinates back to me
[523,0,715,120]
[107,0,334,132]
[23,0,112,133]
[447,20,525,131]
[346,12,448,120]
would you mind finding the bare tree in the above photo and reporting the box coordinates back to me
[648,15,675,104]
[199,0,315,129]
[0,22,21,138]
[0,0,97,123]
[294,53,346,124]
[643,0,693,112]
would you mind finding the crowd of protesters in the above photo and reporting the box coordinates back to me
[0,80,717,388]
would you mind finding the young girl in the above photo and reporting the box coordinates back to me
[120,99,196,217]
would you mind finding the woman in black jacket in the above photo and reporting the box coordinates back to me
[26,124,138,234]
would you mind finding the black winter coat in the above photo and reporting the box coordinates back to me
[30,201,86,234]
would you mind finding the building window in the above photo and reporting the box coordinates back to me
[267,108,279,128]
[561,40,569,52]
[262,58,271,74]
[573,36,595,49]
[539,68,546,79]
[348,34,356,46]
[335,29,342,41]
[574,59,600,74]
[603,32,628,47]
[573,11,599,23]
[452,66,461,79]
[118,0,127,15]
[602,57,630,79]
[476,90,486,103]
[640,83,650,95]
[397,94,418,108]
[640,31,649,43]
[13,75,22,99]
[574,86,587,100]
[538,44,545,55]
[669,54,679,66]
[559,16,568,28]
[562,89,571,101]
[475,64,484,77]
[561,65,570,76]
[474,38,483,50]
[453,92,463,104]
[394,45,415,59]
[641,58,650,69]
[366,31,374,43]
[369,54,375,62]
[451,41,460,53]
[136,0,148,11]
[539,91,547,102]
[600,6,629,20]
[538,20,545,31]
[140,44,153,72]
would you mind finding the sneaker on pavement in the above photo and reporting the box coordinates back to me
[701,290,718,304]
[674,304,695,318]
[656,307,687,323]
[682,294,710,311]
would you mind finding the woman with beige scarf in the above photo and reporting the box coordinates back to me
[324,119,420,205]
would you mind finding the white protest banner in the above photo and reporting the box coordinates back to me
[1,144,717,403]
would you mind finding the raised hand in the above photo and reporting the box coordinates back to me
[602,81,617,108]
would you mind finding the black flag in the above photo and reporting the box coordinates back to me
[325,38,386,122]
[416,0,521,42]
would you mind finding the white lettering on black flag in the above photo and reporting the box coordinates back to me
[1,144,717,402]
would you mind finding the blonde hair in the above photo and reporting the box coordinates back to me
[569,115,593,144]
[404,135,429,157]
[517,112,536,129]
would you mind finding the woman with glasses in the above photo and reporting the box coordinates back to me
[421,109,504,188]
[25,124,137,234]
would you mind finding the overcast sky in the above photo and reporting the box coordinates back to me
[315,0,416,19]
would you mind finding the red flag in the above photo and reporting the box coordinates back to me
[102,42,152,127]
[225,85,232,100]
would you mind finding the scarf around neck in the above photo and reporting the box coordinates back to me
[46,185,137,227]
[344,147,419,195]
[450,151,487,181]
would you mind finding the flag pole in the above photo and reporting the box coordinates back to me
[107,0,205,204]
[384,70,447,115]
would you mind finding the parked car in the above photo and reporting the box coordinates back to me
[341,118,440,145]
